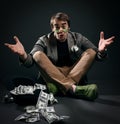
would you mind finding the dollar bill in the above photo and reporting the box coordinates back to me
[10,85,34,95]
[15,113,31,121]
[26,113,40,123]
[59,115,70,120]
[48,93,58,104]
[10,83,47,95]
[36,91,48,109]
[40,110,59,124]
[45,106,55,113]
[34,83,47,90]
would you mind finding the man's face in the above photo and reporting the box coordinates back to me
[51,19,69,42]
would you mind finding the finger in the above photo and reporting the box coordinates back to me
[13,36,20,43]
[4,43,12,47]
[4,43,13,48]
[107,36,115,42]
[100,31,104,39]
[4,43,11,47]
[110,36,115,40]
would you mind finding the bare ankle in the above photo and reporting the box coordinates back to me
[71,84,76,92]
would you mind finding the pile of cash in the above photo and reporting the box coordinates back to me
[14,84,69,123]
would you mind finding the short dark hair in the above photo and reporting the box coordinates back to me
[50,12,70,28]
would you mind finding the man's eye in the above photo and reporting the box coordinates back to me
[62,26,66,29]
[55,27,60,30]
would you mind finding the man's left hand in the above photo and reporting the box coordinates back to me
[98,31,115,52]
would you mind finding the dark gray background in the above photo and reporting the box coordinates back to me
[0,0,120,91]
[0,1,120,124]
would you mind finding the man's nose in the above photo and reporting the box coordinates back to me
[58,27,64,32]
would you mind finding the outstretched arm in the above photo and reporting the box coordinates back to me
[98,31,115,52]
[4,36,27,61]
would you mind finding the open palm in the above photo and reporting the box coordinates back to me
[4,36,26,56]
[98,32,115,52]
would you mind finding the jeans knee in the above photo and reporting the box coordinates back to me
[86,48,96,56]
[33,51,43,62]
[83,48,96,59]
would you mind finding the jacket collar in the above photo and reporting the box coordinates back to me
[47,31,75,62]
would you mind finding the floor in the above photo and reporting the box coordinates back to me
[0,81,120,124]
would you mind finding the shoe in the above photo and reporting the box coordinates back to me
[74,84,98,101]
[47,83,58,95]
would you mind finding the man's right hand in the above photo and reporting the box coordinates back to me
[4,36,27,61]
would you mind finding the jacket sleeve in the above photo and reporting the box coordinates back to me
[96,49,108,61]
[19,54,34,67]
